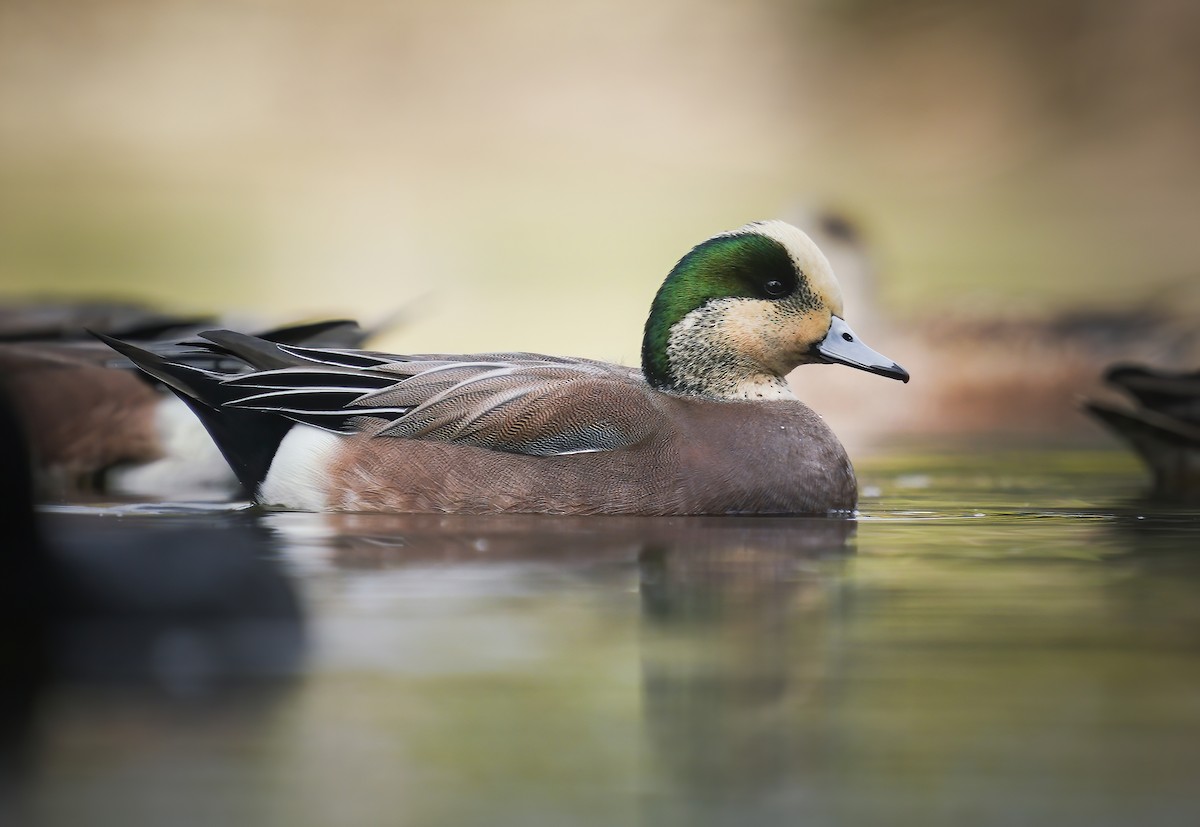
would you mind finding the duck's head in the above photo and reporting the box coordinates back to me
[641,220,908,399]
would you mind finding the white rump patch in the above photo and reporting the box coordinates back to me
[259,426,340,510]
[109,396,237,498]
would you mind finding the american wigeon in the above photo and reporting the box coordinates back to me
[2,319,373,498]
[103,220,909,515]
[1086,364,1200,502]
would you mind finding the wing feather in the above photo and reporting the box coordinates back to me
[194,339,657,456]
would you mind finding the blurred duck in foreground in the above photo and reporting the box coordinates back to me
[786,208,1200,449]
[1085,365,1200,503]
[0,306,380,499]
[0,378,303,708]
[104,220,908,515]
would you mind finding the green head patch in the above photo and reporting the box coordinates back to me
[641,228,817,389]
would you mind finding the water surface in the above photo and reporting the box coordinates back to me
[9,449,1200,827]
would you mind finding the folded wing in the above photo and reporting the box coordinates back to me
[209,333,658,457]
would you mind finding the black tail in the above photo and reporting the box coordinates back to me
[92,333,294,497]
[197,329,316,371]
[251,318,368,349]
[1104,364,1200,424]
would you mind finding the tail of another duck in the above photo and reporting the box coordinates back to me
[1085,363,1200,503]
[93,333,295,496]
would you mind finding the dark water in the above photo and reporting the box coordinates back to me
[6,449,1200,827]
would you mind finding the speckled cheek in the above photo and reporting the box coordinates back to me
[722,302,831,372]
[775,307,833,367]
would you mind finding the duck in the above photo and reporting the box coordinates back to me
[101,220,909,515]
[1085,364,1200,502]
[1,319,376,499]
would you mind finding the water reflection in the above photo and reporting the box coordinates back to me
[5,453,1200,827]
[41,511,305,688]
[263,510,854,827]
[637,521,852,826]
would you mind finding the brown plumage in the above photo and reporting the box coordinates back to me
[0,344,163,492]
[320,392,855,514]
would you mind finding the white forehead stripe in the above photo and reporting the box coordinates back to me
[718,220,844,314]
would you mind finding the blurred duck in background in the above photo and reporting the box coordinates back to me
[0,301,387,500]
[0,298,215,344]
[1086,365,1200,502]
[786,207,1200,451]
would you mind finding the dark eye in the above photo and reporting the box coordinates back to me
[763,279,790,298]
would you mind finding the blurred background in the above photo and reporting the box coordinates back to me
[1,0,1198,430]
